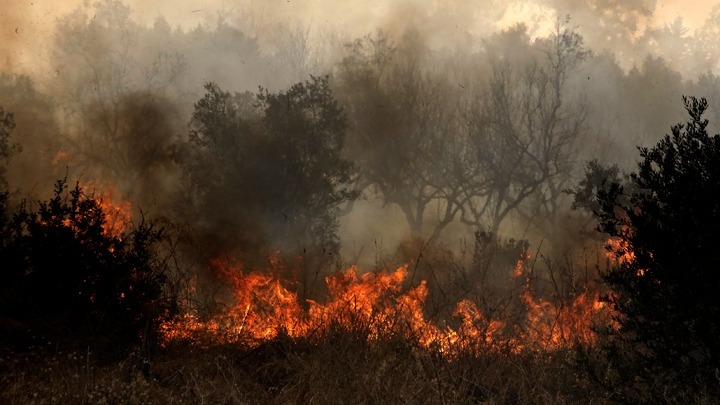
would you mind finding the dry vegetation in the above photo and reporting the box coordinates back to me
[0,324,607,404]
[1,241,716,405]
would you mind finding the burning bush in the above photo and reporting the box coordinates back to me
[580,96,720,401]
[0,179,174,359]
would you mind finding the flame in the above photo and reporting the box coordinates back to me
[161,253,613,355]
[520,286,607,349]
[606,237,649,277]
[447,299,508,352]
[605,237,635,265]
[50,181,132,239]
[82,181,132,237]
[514,254,608,349]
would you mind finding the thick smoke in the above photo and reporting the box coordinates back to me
[2,0,720,273]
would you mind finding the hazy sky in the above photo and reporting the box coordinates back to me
[60,0,718,31]
[1,0,719,75]
[1,0,719,263]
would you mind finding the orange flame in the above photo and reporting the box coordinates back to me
[161,254,613,355]
[606,237,649,277]
[82,182,132,237]
[52,181,132,239]
[520,286,607,349]
[605,238,635,265]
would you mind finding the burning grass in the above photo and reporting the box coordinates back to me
[1,249,708,405]
[160,255,612,356]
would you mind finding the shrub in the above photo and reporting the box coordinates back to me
[0,179,174,359]
[579,96,720,402]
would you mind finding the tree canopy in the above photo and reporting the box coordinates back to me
[183,75,358,272]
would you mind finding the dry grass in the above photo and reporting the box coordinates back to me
[3,329,716,404]
[0,328,618,405]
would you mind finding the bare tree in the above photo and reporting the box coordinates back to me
[460,22,589,236]
[338,24,589,241]
[336,31,466,239]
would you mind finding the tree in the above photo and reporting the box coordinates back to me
[586,96,720,399]
[337,24,588,243]
[623,56,685,146]
[547,0,654,69]
[0,106,16,248]
[688,72,720,134]
[336,30,466,239]
[183,76,357,281]
[256,75,358,254]
[640,17,691,69]
[0,74,64,193]
[463,22,589,236]
[693,4,720,74]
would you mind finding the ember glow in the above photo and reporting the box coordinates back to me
[160,254,612,354]
[51,181,132,239]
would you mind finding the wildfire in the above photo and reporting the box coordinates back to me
[606,236,649,277]
[520,286,607,349]
[52,150,73,166]
[82,181,132,237]
[160,254,612,355]
[52,181,132,239]
[605,237,635,265]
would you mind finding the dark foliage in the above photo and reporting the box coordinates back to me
[0,179,173,359]
[183,75,358,271]
[581,96,720,401]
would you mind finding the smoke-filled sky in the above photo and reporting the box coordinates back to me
[3,0,720,266]
[2,0,719,76]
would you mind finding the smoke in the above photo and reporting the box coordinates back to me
[6,1,718,79]
[79,91,184,211]
[2,0,720,270]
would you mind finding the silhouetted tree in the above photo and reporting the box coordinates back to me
[582,96,720,401]
[570,159,624,215]
[183,76,357,281]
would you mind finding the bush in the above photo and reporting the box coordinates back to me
[0,179,174,359]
